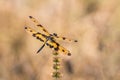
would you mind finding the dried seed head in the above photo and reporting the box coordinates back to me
[52,72,61,78]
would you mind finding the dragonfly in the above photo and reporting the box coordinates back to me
[25,16,78,56]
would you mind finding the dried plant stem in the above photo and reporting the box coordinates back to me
[52,52,61,80]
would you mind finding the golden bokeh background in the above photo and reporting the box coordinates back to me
[0,0,120,80]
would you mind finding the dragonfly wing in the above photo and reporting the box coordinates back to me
[29,16,50,36]
[25,26,47,42]
[46,40,71,56]
[53,33,78,42]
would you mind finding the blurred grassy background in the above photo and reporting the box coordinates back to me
[0,0,120,80]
